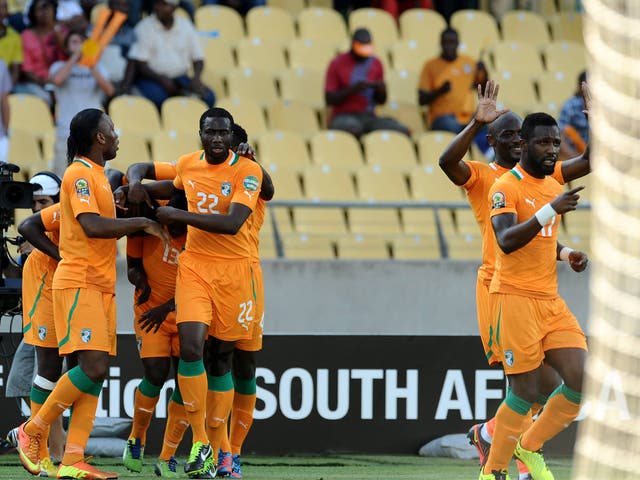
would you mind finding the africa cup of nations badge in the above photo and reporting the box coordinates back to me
[492,191,506,209]
[75,178,91,199]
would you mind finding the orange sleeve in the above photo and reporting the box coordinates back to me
[65,171,102,218]
[126,235,143,258]
[489,179,518,218]
[462,161,481,192]
[230,161,263,211]
[40,203,61,232]
[550,161,565,185]
[173,158,184,191]
[154,162,178,181]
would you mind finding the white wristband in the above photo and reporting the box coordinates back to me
[534,203,557,226]
[559,247,574,262]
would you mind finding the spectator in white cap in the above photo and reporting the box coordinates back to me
[21,171,61,257]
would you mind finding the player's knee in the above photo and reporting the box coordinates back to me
[206,350,233,377]
[206,415,225,431]
[232,350,256,379]
[143,360,170,386]
[180,344,203,362]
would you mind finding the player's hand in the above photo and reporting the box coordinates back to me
[475,80,509,124]
[581,81,592,117]
[568,250,588,272]
[135,283,152,305]
[18,240,34,255]
[236,142,255,160]
[138,302,173,333]
[143,219,171,246]
[113,186,128,212]
[439,81,451,95]
[550,186,584,214]
[128,181,154,209]
[155,206,177,225]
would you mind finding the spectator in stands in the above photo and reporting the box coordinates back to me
[418,27,488,151]
[558,70,588,160]
[0,0,24,84]
[49,29,114,174]
[200,0,264,15]
[325,28,409,138]
[14,0,65,105]
[0,59,10,163]
[123,0,214,110]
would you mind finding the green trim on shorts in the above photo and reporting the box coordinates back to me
[505,390,533,416]
[28,272,48,318]
[170,384,183,405]
[138,377,162,398]
[30,385,51,405]
[495,304,502,348]
[207,372,233,392]
[178,359,205,377]
[233,376,256,395]
[58,288,81,349]
[249,265,256,302]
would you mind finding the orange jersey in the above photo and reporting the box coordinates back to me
[24,203,61,275]
[127,232,186,307]
[488,164,564,298]
[174,150,262,261]
[248,198,265,262]
[419,54,477,124]
[154,161,178,180]
[53,156,117,293]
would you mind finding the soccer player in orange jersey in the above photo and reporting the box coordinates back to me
[479,113,589,480]
[14,108,169,480]
[143,108,263,478]
[439,82,592,480]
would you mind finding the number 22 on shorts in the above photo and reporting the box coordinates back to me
[238,300,253,330]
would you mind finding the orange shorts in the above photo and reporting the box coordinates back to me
[236,261,264,352]
[22,264,56,348]
[54,288,117,356]
[489,292,587,375]
[175,254,256,342]
[476,276,498,366]
[134,304,179,358]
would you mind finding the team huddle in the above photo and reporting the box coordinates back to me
[14,106,272,479]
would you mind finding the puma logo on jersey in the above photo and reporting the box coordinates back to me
[51,211,60,223]
[524,198,536,208]
[187,180,197,189]
[243,190,255,200]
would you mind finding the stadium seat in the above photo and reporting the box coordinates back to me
[265,165,303,200]
[541,41,586,78]
[310,130,364,171]
[266,0,305,16]
[246,6,295,46]
[348,8,399,53]
[108,133,151,172]
[450,9,500,60]
[336,235,390,259]
[355,165,410,201]
[151,130,200,164]
[569,174,592,203]
[8,129,46,178]
[109,95,161,142]
[398,8,446,46]
[376,102,425,139]
[391,233,441,259]
[279,68,325,111]
[258,229,278,259]
[549,12,584,43]
[160,96,208,133]
[453,209,480,236]
[491,70,538,117]
[446,232,483,260]
[194,5,244,43]
[257,130,311,172]
[293,207,348,235]
[281,232,335,259]
[409,166,465,202]
[530,100,561,119]
[361,130,418,172]
[490,42,545,77]
[267,101,320,139]
[226,68,279,107]
[501,10,551,45]
[263,205,294,234]
[9,93,54,143]
[389,40,439,75]
[416,131,458,167]
[297,7,348,49]
[536,71,576,105]
[199,37,236,76]
[236,37,287,77]
[559,208,590,251]
[303,165,357,201]
[287,38,337,73]
[348,208,403,236]
[386,69,419,105]
[400,208,438,236]
[539,0,558,16]
[216,97,268,139]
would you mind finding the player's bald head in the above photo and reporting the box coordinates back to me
[488,112,522,137]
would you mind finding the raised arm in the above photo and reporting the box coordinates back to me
[560,82,592,182]
[18,212,61,262]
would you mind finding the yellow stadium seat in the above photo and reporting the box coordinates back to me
[568,174,592,203]
[109,95,161,142]
[8,129,46,178]
[246,6,295,46]
[297,7,348,49]
[151,130,200,164]
[293,207,347,235]
[307,0,332,7]
[161,96,208,133]
[562,207,590,235]
[446,232,483,260]
[281,232,335,259]
[265,165,303,200]
[195,5,244,43]
[376,102,425,138]
[453,208,480,236]
[539,0,558,16]
[9,93,54,141]
[389,40,439,75]
[386,69,419,105]
[450,9,500,60]
[541,41,586,78]
[348,8,399,52]
[336,234,390,259]
[549,12,584,43]
[309,130,364,171]
[392,233,441,259]
[490,42,545,77]
[355,165,410,201]
[199,37,235,76]
[279,68,325,111]
[200,68,226,98]
[226,68,279,107]
[215,97,267,139]
[258,229,278,259]
[257,130,311,172]
[536,71,575,105]
[348,208,402,236]
[491,71,538,116]
[501,10,551,45]
[530,100,561,119]
[361,130,417,172]
[267,0,305,16]
[263,205,294,234]
[287,38,337,73]
[409,166,465,202]
[398,8,446,45]
[303,165,357,201]
[267,101,320,139]
[236,37,287,77]
[400,208,438,236]
[108,133,150,172]
[416,131,458,167]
